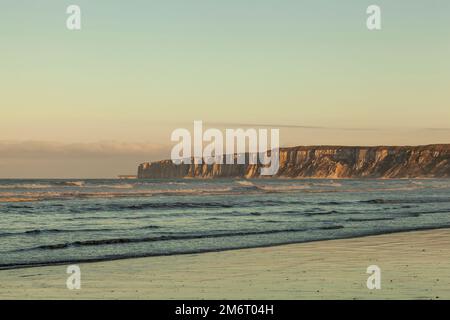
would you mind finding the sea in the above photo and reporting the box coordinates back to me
[1,178,450,269]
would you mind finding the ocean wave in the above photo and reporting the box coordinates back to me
[0,197,40,203]
[76,183,135,189]
[311,182,343,187]
[317,201,352,205]
[17,224,347,252]
[0,225,161,238]
[0,228,112,238]
[234,180,256,187]
[21,228,315,251]
[2,204,34,209]
[122,202,234,210]
[257,184,310,192]
[67,201,235,213]
[60,200,311,215]
[0,181,135,190]
[0,181,86,189]
[0,228,83,238]
[304,210,339,216]
[345,217,396,222]
[233,180,260,191]
[5,224,450,270]
[234,180,311,193]
[59,181,140,189]
[319,225,345,230]
[55,181,85,187]
[3,183,430,203]
[0,187,236,203]
[361,198,450,204]
[0,184,53,189]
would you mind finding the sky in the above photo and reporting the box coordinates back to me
[1,0,449,178]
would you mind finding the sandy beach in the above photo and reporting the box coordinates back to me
[1,229,449,300]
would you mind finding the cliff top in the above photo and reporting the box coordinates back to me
[281,144,450,151]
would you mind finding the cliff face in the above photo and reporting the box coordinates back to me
[138,145,450,179]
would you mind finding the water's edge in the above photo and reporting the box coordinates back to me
[1,225,448,271]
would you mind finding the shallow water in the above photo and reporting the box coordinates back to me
[1,178,450,269]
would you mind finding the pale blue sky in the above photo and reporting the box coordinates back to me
[1,1,449,177]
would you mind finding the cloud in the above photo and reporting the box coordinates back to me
[0,140,173,178]
[0,140,170,159]
[205,122,450,132]
[204,122,379,131]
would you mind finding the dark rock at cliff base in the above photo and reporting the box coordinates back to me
[138,145,450,179]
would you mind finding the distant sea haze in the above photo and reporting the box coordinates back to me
[1,178,450,269]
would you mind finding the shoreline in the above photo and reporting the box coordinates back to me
[1,228,449,299]
[2,225,450,271]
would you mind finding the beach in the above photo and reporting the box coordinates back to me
[1,228,449,300]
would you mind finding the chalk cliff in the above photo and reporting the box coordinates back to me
[138,145,450,179]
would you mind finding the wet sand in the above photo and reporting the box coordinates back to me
[1,229,449,299]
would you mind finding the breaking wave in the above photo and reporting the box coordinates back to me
[19,226,344,252]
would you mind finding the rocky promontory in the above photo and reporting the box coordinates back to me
[138,145,450,179]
